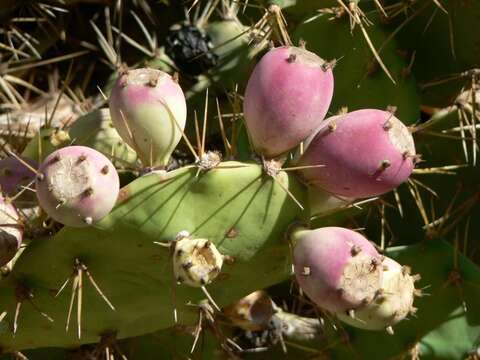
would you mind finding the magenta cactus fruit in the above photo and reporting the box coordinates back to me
[243,46,334,158]
[292,226,383,313]
[296,109,416,198]
[35,146,120,227]
[336,257,419,333]
[109,68,187,168]
[0,195,22,267]
[0,157,37,197]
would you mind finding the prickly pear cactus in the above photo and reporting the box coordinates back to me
[0,162,305,349]
[0,1,479,359]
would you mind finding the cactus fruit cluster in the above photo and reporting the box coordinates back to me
[1,1,480,359]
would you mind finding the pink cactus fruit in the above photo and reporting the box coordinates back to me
[0,194,22,267]
[243,46,334,158]
[109,68,187,168]
[296,109,416,198]
[336,257,420,334]
[292,226,383,313]
[35,146,120,227]
[0,157,37,198]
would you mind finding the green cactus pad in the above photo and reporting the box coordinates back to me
[7,326,222,360]
[0,161,305,350]
[206,19,255,90]
[390,0,480,107]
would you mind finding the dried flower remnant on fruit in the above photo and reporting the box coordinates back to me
[173,232,224,288]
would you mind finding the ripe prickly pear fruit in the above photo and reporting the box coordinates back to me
[109,68,187,168]
[243,46,334,158]
[336,257,419,333]
[173,232,223,287]
[296,109,416,198]
[0,157,37,204]
[35,146,119,227]
[292,226,383,313]
[0,195,22,267]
